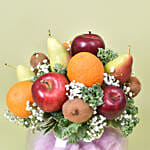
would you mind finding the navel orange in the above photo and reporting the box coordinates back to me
[67,52,104,87]
[6,81,34,118]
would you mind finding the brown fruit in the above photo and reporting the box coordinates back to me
[62,98,93,123]
[126,76,141,97]
[30,52,50,73]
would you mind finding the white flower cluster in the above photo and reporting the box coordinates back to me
[26,101,44,130]
[85,115,107,142]
[4,111,24,125]
[93,107,98,115]
[4,101,44,131]
[65,80,85,100]
[122,84,133,98]
[30,60,50,76]
[115,110,136,126]
[104,73,120,87]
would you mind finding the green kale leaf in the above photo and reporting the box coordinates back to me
[112,97,140,136]
[53,64,67,76]
[81,84,104,108]
[97,48,118,65]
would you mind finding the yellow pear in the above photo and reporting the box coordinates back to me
[47,30,70,71]
[16,65,35,81]
[5,64,35,81]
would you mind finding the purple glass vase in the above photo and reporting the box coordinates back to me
[26,127,127,150]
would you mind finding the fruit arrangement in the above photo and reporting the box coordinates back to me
[4,30,141,144]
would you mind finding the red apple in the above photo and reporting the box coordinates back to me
[98,85,126,120]
[71,31,105,56]
[32,72,69,112]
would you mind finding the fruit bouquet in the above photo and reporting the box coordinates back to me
[4,30,141,150]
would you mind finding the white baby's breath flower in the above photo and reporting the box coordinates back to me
[126,87,130,92]
[110,67,115,73]
[35,54,39,58]
[30,66,34,71]
[129,92,133,97]
[24,121,28,125]
[44,69,49,74]
[26,107,31,111]
[29,115,33,119]
[36,63,41,69]
[86,114,107,141]
[32,102,37,107]
[121,122,125,126]
[104,73,108,77]
[104,73,120,87]
[65,81,85,100]
[37,72,40,76]
[26,101,30,106]
[43,59,48,63]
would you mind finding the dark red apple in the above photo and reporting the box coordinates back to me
[71,31,105,56]
[98,85,126,120]
[32,72,69,112]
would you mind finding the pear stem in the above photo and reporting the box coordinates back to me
[48,29,51,36]
[128,45,131,54]
[5,63,17,69]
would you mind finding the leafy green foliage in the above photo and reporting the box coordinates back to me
[30,63,66,83]
[37,116,56,133]
[81,84,104,108]
[30,72,45,82]
[40,111,63,134]
[53,64,67,76]
[54,120,88,143]
[97,48,118,65]
[41,111,88,143]
[4,110,33,128]
[113,97,140,136]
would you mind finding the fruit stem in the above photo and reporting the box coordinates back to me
[48,29,51,36]
[128,45,131,54]
[72,109,79,116]
[4,63,17,69]
[41,80,52,90]
[89,31,92,34]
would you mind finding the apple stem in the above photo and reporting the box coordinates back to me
[4,63,17,69]
[89,31,92,34]
[41,80,52,90]
[128,45,131,54]
[48,29,51,37]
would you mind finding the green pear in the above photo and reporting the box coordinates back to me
[47,30,70,71]
[105,52,133,84]
[16,65,35,81]
[5,63,35,81]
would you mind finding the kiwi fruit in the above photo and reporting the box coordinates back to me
[126,76,141,97]
[30,52,50,73]
[62,98,93,123]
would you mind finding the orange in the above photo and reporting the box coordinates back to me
[67,52,104,87]
[6,81,34,118]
